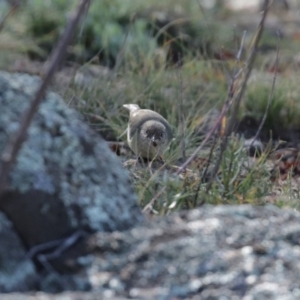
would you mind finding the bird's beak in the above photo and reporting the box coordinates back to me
[151,136,157,147]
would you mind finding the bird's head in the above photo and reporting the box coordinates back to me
[145,126,165,148]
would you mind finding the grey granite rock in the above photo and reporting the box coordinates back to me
[0,71,143,249]
[0,211,37,292]
[0,293,129,300]
[1,203,300,298]
[2,74,300,299]
[85,204,300,299]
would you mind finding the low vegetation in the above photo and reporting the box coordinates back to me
[1,0,300,213]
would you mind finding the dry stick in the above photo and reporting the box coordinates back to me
[190,8,245,207]
[179,75,234,171]
[143,72,245,213]
[176,11,262,175]
[192,30,247,206]
[144,60,244,213]
[143,100,233,213]
[0,0,91,196]
[250,32,280,146]
[205,0,270,193]
[143,0,270,213]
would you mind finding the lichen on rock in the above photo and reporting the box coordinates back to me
[0,71,143,249]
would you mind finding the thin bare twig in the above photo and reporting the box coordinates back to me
[176,9,255,176]
[143,64,242,213]
[143,0,270,213]
[0,0,91,196]
[180,104,231,174]
[194,30,246,203]
[143,102,230,213]
[205,0,270,193]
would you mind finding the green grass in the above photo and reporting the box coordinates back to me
[241,74,300,139]
[1,1,300,213]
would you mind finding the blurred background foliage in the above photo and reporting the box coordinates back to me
[2,0,239,66]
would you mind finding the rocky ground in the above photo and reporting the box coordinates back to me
[2,204,300,299]
[0,72,300,299]
[2,1,300,299]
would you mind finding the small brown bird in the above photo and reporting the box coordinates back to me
[123,104,173,160]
